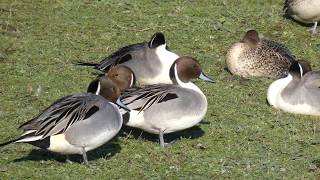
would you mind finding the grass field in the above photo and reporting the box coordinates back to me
[1,0,320,179]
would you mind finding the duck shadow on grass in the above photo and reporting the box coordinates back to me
[119,124,205,144]
[13,142,121,164]
[12,123,206,162]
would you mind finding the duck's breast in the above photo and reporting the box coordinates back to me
[226,43,246,76]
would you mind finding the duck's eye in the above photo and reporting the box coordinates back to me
[112,87,117,92]
[193,64,199,70]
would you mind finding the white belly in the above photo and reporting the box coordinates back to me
[47,132,118,155]
[273,96,320,116]
[159,113,205,134]
[48,134,83,155]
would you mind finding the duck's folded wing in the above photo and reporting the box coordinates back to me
[95,42,147,71]
[19,95,73,131]
[120,84,179,112]
[303,71,320,89]
[262,40,296,63]
[18,94,102,141]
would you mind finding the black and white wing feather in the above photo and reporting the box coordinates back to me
[18,93,102,141]
[120,84,179,112]
[95,42,147,71]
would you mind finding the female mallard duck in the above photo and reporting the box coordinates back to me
[284,0,320,34]
[226,30,299,79]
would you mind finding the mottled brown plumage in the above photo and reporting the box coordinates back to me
[226,30,298,79]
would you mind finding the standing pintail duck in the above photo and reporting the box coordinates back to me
[79,32,179,85]
[267,60,320,115]
[284,0,320,34]
[0,76,129,165]
[119,56,214,147]
[226,30,298,79]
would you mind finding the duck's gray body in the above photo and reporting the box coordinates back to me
[17,93,123,155]
[115,44,178,85]
[92,33,179,85]
[268,71,320,115]
[226,38,295,79]
[120,83,207,134]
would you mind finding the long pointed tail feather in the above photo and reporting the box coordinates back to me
[0,130,40,147]
[76,61,99,67]
[0,138,19,147]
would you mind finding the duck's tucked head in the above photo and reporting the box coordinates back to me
[289,60,309,79]
[146,32,179,72]
[170,56,215,84]
[297,60,312,74]
[148,32,166,49]
[107,65,135,92]
[87,76,121,103]
[241,30,260,48]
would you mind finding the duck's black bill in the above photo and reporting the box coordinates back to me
[199,72,215,83]
[116,98,131,112]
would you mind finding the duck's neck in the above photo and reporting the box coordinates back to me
[170,64,204,95]
[180,81,204,95]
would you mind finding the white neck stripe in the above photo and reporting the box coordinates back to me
[96,82,101,95]
[298,63,303,77]
[130,73,134,87]
[174,63,183,85]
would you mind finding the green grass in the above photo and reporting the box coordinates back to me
[1,0,320,179]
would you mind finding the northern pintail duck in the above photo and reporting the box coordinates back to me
[119,56,214,147]
[88,65,136,93]
[0,76,129,164]
[267,60,320,115]
[79,32,179,85]
[226,30,297,79]
[284,0,320,34]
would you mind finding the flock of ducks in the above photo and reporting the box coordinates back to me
[0,0,320,165]
[0,33,214,165]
